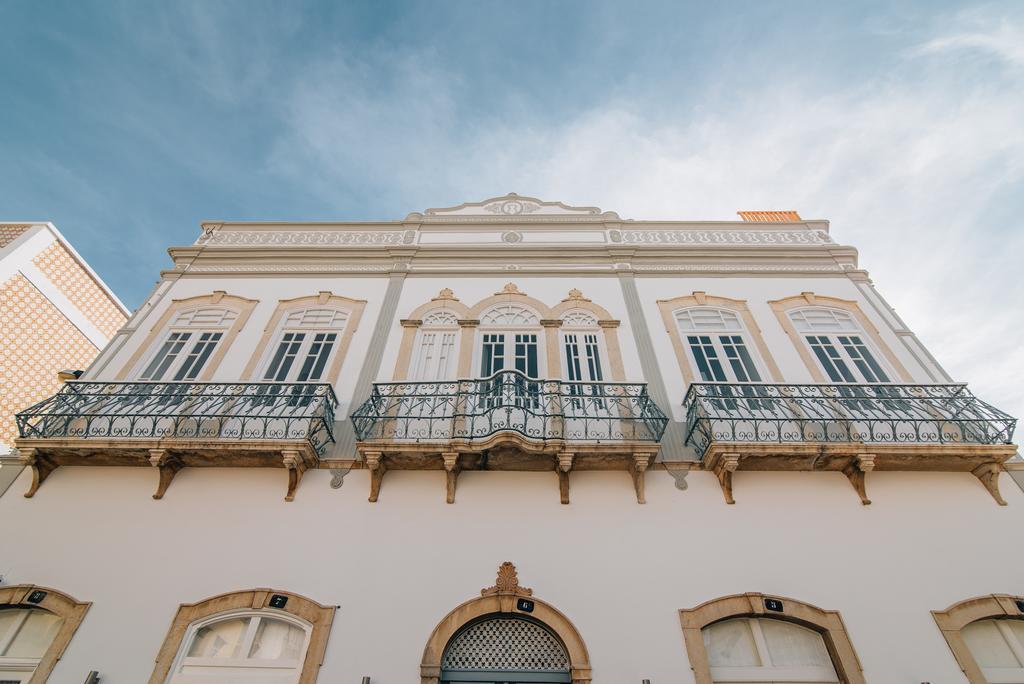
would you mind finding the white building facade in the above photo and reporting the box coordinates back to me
[1,195,1021,684]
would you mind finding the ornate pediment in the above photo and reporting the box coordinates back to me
[410,193,616,221]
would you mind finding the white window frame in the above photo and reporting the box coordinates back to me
[788,308,892,384]
[704,617,840,683]
[258,307,350,384]
[136,307,240,382]
[167,609,312,682]
[474,304,544,380]
[675,307,766,384]
[411,310,460,381]
[559,310,606,383]
[0,607,62,680]
[962,618,1024,683]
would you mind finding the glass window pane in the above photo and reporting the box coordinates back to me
[1006,620,1024,653]
[187,617,250,658]
[962,620,1021,667]
[703,619,761,666]
[248,618,306,660]
[760,619,833,667]
[4,610,63,658]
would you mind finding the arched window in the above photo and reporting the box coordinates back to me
[138,306,240,381]
[0,586,90,683]
[788,307,890,383]
[702,617,839,683]
[441,616,571,683]
[477,303,542,379]
[560,309,604,383]
[411,310,460,381]
[260,307,350,383]
[0,607,64,681]
[680,593,864,684]
[168,609,311,682]
[960,618,1024,679]
[675,307,763,383]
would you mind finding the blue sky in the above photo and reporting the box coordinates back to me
[2,1,1023,418]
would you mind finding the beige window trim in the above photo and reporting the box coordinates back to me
[768,292,912,382]
[932,594,1024,683]
[241,291,367,383]
[395,285,626,382]
[148,588,336,684]
[421,562,591,684]
[0,584,91,684]
[117,291,259,381]
[394,289,471,381]
[657,292,783,385]
[679,592,865,684]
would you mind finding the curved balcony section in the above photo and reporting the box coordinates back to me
[350,370,668,504]
[14,381,337,500]
[682,382,1018,505]
[353,370,667,444]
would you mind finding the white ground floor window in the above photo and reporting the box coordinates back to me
[0,607,64,682]
[703,617,839,683]
[168,609,311,683]
[961,619,1024,683]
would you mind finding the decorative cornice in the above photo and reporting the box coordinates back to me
[196,230,416,246]
[610,229,833,245]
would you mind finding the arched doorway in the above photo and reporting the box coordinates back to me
[441,615,571,683]
[421,563,591,684]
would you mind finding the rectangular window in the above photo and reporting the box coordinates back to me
[564,334,583,381]
[806,335,856,383]
[140,332,191,381]
[173,332,223,381]
[296,333,337,382]
[584,334,604,382]
[838,335,889,383]
[687,335,727,382]
[264,333,306,382]
[719,335,760,382]
[480,334,505,376]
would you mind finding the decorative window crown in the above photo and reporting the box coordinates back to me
[172,307,239,328]
[480,303,540,327]
[421,310,460,327]
[790,308,859,332]
[283,307,349,329]
[675,308,743,332]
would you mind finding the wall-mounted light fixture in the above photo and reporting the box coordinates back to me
[83,672,100,684]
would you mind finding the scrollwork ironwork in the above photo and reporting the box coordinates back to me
[16,381,338,454]
[682,382,1017,458]
[351,369,667,444]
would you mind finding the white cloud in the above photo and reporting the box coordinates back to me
[271,10,1024,422]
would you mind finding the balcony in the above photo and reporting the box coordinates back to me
[14,381,337,501]
[350,369,668,504]
[682,383,1018,505]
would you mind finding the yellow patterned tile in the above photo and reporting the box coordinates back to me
[32,242,127,338]
[0,273,101,447]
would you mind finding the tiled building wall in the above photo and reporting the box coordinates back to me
[0,224,30,248]
[32,241,127,338]
[0,273,100,447]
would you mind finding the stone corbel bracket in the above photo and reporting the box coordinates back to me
[973,462,1008,506]
[365,451,386,502]
[556,451,574,504]
[708,452,740,504]
[443,451,461,504]
[19,448,57,498]
[282,448,317,502]
[149,449,184,500]
[631,451,655,504]
[842,454,875,505]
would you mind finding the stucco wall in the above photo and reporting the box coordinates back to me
[0,463,1019,683]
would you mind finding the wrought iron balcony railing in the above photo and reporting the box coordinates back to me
[16,381,338,454]
[352,370,668,444]
[683,382,1017,458]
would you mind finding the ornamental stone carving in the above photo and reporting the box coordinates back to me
[481,561,532,597]
[610,229,833,245]
[501,230,524,243]
[195,229,416,246]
